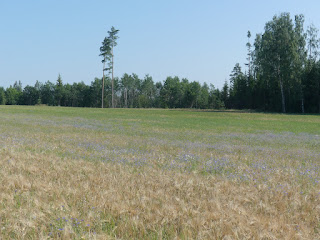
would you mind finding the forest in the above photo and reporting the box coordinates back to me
[0,13,319,113]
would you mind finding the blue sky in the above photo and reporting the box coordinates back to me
[1,0,320,89]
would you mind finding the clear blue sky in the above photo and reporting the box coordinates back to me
[1,0,320,89]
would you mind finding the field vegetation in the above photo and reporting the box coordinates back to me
[0,106,319,239]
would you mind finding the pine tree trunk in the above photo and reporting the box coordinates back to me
[318,87,320,113]
[102,57,105,108]
[125,88,128,108]
[111,47,114,108]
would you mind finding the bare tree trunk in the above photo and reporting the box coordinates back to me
[279,78,286,113]
[277,60,286,113]
[125,88,128,108]
[111,46,114,108]
[301,84,305,114]
[102,56,105,108]
[318,86,320,113]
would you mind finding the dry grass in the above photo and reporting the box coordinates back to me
[0,106,319,239]
[1,148,319,239]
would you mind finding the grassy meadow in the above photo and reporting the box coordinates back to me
[0,106,319,239]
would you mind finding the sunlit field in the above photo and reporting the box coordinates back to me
[0,106,319,239]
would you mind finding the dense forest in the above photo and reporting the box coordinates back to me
[0,75,223,109]
[1,13,319,113]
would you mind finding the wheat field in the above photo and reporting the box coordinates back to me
[0,106,319,239]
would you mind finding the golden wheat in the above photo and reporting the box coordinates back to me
[0,107,319,239]
[0,147,319,239]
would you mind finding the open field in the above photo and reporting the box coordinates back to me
[0,106,319,239]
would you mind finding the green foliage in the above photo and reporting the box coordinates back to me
[55,74,64,106]
[161,76,185,108]
[199,83,209,109]
[41,81,55,106]
[228,64,249,109]
[5,87,21,105]
[139,75,156,108]
[221,81,229,108]
[185,81,201,108]
[0,87,6,105]
[20,85,40,105]
[13,80,22,92]
[223,12,320,113]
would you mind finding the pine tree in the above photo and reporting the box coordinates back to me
[100,26,119,108]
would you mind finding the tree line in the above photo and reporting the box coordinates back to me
[0,74,224,109]
[0,13,319,113]
[225,13,320,113]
